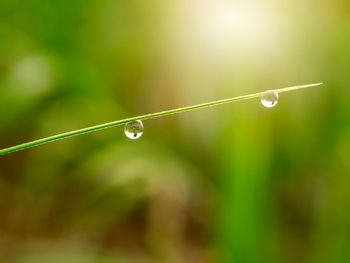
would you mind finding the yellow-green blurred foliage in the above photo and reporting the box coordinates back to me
[0,0,349,262]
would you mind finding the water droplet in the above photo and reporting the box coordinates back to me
[124,120,144,139]
[261,92,279,108]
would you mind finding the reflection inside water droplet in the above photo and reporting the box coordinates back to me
[261,92,279,108]
[124,120,144,139]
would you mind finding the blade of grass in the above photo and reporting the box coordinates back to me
[0,83,323,156]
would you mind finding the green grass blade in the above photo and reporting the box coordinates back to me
[0,83,323,156]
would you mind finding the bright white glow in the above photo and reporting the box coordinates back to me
[192,0,277,51]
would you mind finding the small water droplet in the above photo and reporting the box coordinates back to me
[124,120,144,139]
[261,92,279,108]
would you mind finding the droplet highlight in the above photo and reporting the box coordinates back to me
[124,120,144,139]
[261,92,279,108]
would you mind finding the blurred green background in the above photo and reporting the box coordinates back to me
[0,0,349,262]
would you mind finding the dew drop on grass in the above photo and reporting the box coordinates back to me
[124,120,144,139]
[261,92,279,108]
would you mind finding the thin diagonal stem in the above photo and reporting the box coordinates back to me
[0,83,323,156]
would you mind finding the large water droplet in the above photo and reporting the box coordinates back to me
[261,92,279,108]
[124,120,144,139]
